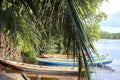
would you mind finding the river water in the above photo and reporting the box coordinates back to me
[92,39,120,80]
[39,39,120,80]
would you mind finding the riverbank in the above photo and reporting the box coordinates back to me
[0,71,29,80]
[0,71,78,80]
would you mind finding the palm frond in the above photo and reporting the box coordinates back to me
[67,0,98,79]
[0,0,105,79]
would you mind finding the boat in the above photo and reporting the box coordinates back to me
[37,58,113,67]
[0,58,78,78]
[92,59,113,66]
[37,54,108,63]
[39,52,92,58]
[88,55,108,61]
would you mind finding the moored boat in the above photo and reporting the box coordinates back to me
[88,55,108,61]
[38,58,113,67]
[0,58,78,77]
[37,54,108,63]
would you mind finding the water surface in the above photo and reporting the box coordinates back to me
[92,39,120,80]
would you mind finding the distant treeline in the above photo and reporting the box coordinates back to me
[101,31,120,39]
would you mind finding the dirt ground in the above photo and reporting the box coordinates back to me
[0,72,26,80]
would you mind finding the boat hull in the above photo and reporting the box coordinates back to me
[0,58,78,77]
[38,58,113,67]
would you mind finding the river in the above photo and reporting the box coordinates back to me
[39,39,120,80]
[92,39,120,80]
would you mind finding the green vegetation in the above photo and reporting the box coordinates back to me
[101,31,120,39]
[0,0,106,80]
[85,12,107,41]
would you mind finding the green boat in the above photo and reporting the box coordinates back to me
[37,55,108,62]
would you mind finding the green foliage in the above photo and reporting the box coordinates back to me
[0,0,41,63]
[22,51,38,64]
[101,31,120,39]
[85,8,107,41]
[0,0,106,80]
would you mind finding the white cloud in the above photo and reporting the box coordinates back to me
[100,0,120,33]
[100,26,120,33]
[100,0,120,15]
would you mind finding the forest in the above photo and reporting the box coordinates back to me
[0,0,107,80]
[101,31,120,39]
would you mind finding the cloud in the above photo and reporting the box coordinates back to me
[100,26,120,33]
[100,0,120,15]
[101,12,120,28]
[100,0,120,33]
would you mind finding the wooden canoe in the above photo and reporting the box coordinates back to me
[38,55,107,61]
[38,58,113,67]
[39,52,92,58]
[0,58,79,78]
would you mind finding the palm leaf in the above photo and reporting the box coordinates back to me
[67,0,97,79]
[0,0,105,79]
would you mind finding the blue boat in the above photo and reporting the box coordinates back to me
[37,58,113,67]
[92,59,113,66]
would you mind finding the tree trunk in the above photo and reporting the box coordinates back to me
[0,32,23,62]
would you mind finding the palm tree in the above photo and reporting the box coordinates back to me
[0,0,105,80]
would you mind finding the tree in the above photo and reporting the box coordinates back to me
[85,10,107,41]
[100,31,120,39]
[0,0,105,80]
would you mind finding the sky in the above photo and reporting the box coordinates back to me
[100,0,120,33]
